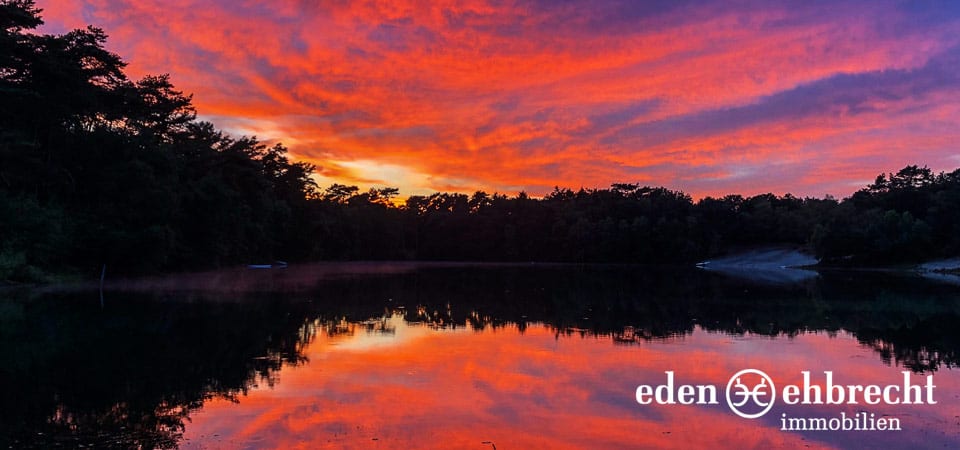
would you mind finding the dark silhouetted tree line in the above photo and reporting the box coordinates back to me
[2,1,959,281]
[1,1,316,279]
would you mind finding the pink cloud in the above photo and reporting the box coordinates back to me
[38,0,960,198]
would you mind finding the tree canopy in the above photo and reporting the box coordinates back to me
[2,1,959,281]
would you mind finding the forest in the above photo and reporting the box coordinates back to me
[3,0,960,281]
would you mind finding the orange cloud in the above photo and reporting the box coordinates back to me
[39,0,960,198]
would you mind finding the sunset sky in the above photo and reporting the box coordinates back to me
[40,1,960,198]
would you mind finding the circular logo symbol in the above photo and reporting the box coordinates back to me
[725,369,776,419]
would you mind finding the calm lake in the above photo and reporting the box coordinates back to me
[2,263,959,449]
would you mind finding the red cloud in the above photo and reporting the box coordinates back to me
[39,0,960,198]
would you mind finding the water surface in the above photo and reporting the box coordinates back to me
[2,264,959,448]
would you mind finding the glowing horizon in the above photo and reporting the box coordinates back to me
[40,1,960,199]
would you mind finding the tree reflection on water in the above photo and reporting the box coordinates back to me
[1,264,958,447]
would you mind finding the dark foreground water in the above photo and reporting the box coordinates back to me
[2,263,960,449]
